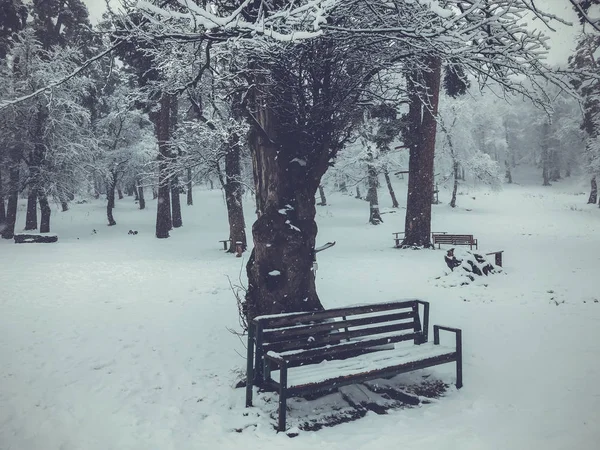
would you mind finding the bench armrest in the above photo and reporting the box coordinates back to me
[265,351,286,365]
[433,325,462,353]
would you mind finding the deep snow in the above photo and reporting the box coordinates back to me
[1,170,600,450]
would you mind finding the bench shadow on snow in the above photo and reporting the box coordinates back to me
[240,371,449,435]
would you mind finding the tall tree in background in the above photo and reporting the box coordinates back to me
[401,57,442,247]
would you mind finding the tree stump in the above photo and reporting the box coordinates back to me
[14,233,58,244]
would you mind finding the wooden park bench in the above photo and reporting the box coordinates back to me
[392,231,448,248]
[486,250,504,267]
[432,233,478,250]
[14,233,58,244]
[245,300,463,432]
[219,239,230,250]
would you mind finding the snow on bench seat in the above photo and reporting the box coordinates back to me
[269,342,455,388]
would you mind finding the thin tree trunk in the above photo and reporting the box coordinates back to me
[61,201,69,212]
[25,189,38,230]
[186,167,193,206]
[107,174,116,226]
[402,59,441,248]
[224,135,247,254]
[367,149,382,225]
[137,180,145,210]
[2,165,19,239]
[154,92,173,238]
[450,162,459,208]
[117,188,123,200]
[355,186,361,199]
[171,174,182,228]
[542,122,551,186]
[134,184,139,201]
[0,169,5,233]
[318,185,327,206]
[588,176,598,204]
[383,168,399,208]
[38,191,51,233]
[152,188,158,200]
[505,160,513,184]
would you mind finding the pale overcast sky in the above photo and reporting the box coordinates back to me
[83,0,581,66]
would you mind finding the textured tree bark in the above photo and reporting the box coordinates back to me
[588,176,598,204]
[245,78,326,320]
[366,149,382,225]
[117,188,123,200]
[383,169,399,208]
[355,186,362,199]
[154,92,173,239]
[171,175,182,228]
[38,192,51,233]
[2,165,19,239]
[60,199,69,212]
[25,189,38,230]
[224,137,247,253]
[106,174,117,226]
[186,167,193,206]
[402,58,441,248]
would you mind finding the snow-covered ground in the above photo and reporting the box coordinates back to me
[1,170,599,450]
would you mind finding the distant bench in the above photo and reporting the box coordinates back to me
[246,300,463,432]
[14,233,58,244]
[392,231,448,248]
[432,233,478,250]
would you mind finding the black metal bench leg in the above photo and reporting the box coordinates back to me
[278,366,288,432]
[246,325,255,407]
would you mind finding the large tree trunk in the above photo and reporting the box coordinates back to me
[38,191,51,233]
[402,59,441,248]
[106,174,117,226]
[245,80,325,321]
[171,174,182,228]
[224,137,247,254]
[186,167,193,206]
[366,149,382,225]
[154,92,173,239]
[589,176,598,204]
[2,165,19,239]
[25,189,38,230]
[383,168,399,208]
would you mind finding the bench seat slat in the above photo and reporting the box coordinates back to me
[270,342,455,389]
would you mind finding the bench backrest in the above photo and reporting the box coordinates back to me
[433,234,474,243]
[251,300,429,365]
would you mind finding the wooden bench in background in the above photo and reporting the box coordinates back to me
[486,250,504,267]
[432,233,478,250]
[14,233,58,244]
[246,300,463,431]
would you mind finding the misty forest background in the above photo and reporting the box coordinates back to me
[1,0,600,321]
